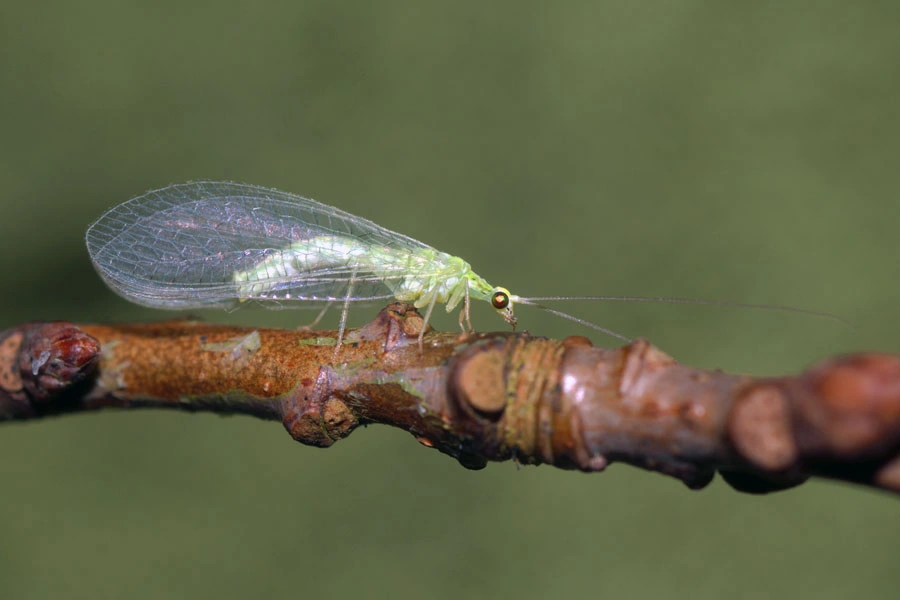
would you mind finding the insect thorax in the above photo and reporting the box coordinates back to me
[380,250,481,311]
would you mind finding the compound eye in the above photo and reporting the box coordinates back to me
[491,290,510,310]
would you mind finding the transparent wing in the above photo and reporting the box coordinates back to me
[85,181,439,309]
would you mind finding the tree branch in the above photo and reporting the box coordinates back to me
[2,303,898,495]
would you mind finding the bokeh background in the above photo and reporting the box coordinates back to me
[1,1,898,598]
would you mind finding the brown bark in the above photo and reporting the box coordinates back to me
[1,303,898,495]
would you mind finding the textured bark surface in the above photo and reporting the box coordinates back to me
[2,304,898,495]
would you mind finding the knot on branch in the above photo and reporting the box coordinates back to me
[0,323,100,419]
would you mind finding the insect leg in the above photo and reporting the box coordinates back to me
[334,267,359,357]
[457,278,472,334]
[418,288,439,351]
[298,302,333,331]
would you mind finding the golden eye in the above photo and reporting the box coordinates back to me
[491,290,510,310]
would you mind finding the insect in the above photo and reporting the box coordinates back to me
[86,181,839,351]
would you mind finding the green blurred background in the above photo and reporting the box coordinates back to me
[1,1,898,598]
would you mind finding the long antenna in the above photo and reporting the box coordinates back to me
[512,299,632,342]
[514,295,849,325]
